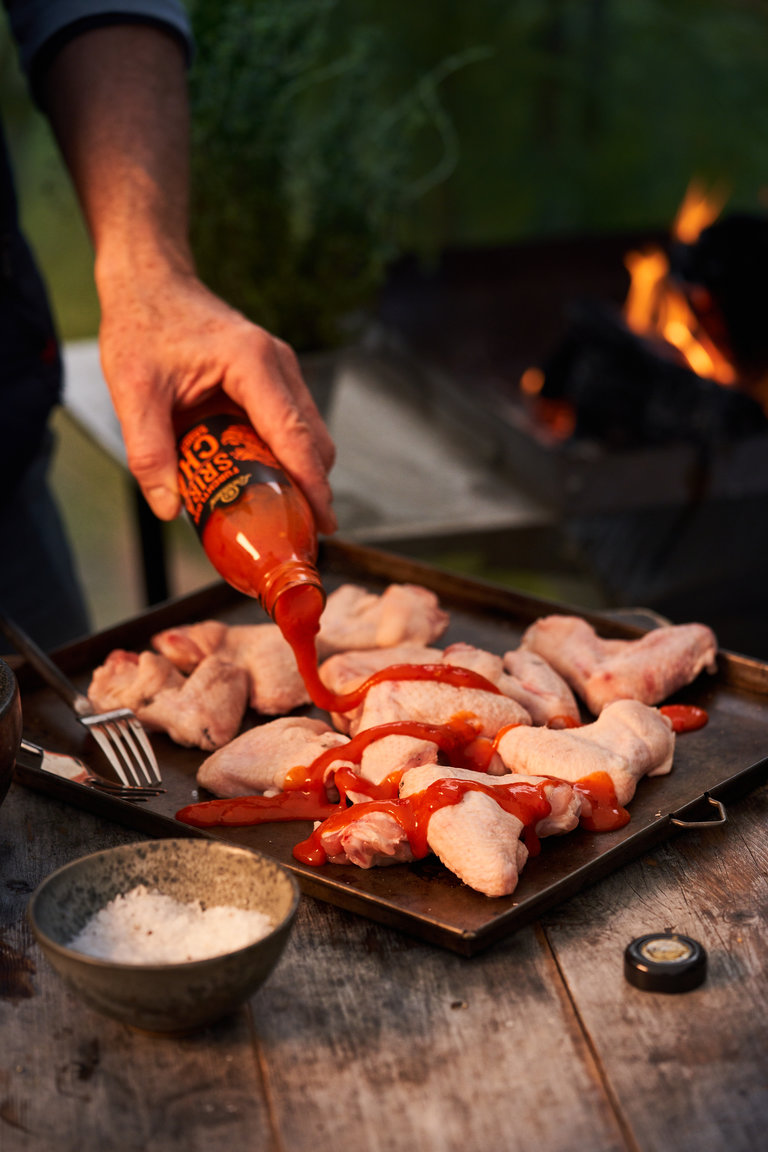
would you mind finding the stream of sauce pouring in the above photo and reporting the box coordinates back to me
[275,583,503,714]
[176,584,705,860]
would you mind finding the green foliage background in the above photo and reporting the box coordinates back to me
[1,0,766,343]
[187,0,489,349]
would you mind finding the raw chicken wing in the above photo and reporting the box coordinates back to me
[139,655,249,750]
[354,678,531,738]
[319,643,444,733]
[521,615,717,713]
[88,649,185,714]
[316,784,527,896]
[317,583,449,654]
[496,699,675,809]
[353,679,530,783]
[443,642,580,726]
[318,809,415,869]
[150,620,227,673]
[501,648,581,726]
[88,648,247,750]
[154,619,310,715]
[425,789,529,898]
[197,716,351,797]
[399,763,581,838]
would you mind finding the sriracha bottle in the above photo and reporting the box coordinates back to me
[174,398,326,642]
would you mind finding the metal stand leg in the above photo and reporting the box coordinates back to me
[132,482,170,605]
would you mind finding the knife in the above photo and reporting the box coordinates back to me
[15,739,162,800]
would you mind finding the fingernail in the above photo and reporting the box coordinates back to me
[146,485,180,520]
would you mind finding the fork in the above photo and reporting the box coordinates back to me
[0,613,162,789]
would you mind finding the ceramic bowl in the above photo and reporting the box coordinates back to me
[0,657,22,809]
[28,838,300,1034]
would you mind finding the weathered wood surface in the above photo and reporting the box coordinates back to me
[2,777,768,1152]
[544,781,768,1152]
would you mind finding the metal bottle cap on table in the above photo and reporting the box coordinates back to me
[624,933,707,993]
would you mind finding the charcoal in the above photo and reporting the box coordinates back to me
[540,301,768,448]
[671,213,768,378]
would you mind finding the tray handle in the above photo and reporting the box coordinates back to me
[670,793,727,829]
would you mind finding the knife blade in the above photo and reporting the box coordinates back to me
[16,738,91,783]
[15,739,162,800]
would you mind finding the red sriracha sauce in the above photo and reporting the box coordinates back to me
[273,582,501,714]
[282,714,498,795]
[176,716,497,829]
[659,704,709,733]
[292,776,554,867]
[572,771,631,832]
[176,781,339,828]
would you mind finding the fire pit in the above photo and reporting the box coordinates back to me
[374,190,768,657]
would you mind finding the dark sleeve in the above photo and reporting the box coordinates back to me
[4,1,194,89]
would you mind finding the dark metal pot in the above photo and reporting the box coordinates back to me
[0,657,22,807]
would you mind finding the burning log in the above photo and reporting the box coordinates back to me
[521,184,768,448]
[534,300,767,450]
[671,212,768,388]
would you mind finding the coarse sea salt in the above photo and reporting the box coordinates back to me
[67,885,274,964]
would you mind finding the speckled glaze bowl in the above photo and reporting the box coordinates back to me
[0,657,22,809]
[28,838,300,1034]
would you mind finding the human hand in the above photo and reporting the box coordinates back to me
[97,265,338,535]
[42,21,336,535]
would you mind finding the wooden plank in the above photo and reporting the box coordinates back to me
[0,784,630,1152]
[251,902,626,1152]
[0,785,275,1152]
[542,783,768,1152]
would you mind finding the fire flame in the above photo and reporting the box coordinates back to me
[519,179,741,438]
[671,178,727,244]
[623,180,736,385]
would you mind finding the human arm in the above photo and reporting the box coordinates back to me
[37,20,337,532]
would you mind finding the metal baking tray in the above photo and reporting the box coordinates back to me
[10,538,768,955]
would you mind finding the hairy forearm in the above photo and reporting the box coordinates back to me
[33,18,337,532]
[41,24,194,294]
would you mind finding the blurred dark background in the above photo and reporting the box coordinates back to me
[3,0,767,338]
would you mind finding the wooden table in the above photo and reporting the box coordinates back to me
[2,767,768,1152]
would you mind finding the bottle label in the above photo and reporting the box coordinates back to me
[177,414,286,530]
